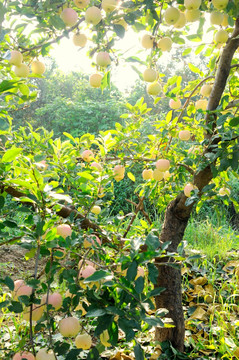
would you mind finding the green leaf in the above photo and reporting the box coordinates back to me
[145,233,160,250]
[134,343,144,360]
[86,309,107,317]
[65,349,81,360]
[83,270,111,283]
[147,263,158,284]
[86,348,100,360]
[4,276,14,291]
[148,287,165,297]
[2,147,23,162]
[135,276,144,294]
[182,48,192,56]
[126,260,138,281]
[229,116,239,127]
[127,172,135,182]
[188,63,202,75]
[8,301,23,313]
[113,24,125,38]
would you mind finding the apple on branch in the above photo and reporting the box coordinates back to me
[73,0,90,9]
[102,0,118,13]
[59,316,81,337]
[169,98,181,109]
[147,82,161,96]
[89,73,102,88]
[60,8,78,26]
[73,33,87,47]
[142,169,153,180]
[9,50,23,66]
[185,9,201,22]
[212,0,228,10]
[179,130,191,141]
[184,0,201,10]
[156,159,170,172]
[200,84,212,97]
[85,6,102,25]
[143,68,157,82]
[14,64,30,78]
[96,51,111,67]
[31,60,45,75]
[174,12,187,29]
[141,34,154,49]
[75,333,92,349]
[36,348,56,360]
[164,6,180,25]
[158,37,173,52]
[13,352,35,360]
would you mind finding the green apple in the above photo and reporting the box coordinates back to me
[14,63,30,77]
[184,0,201,10]
[158,37,172,52]
[60,8,78,26]
[74,0,89,9]
[164,6,180,25]
[141,34,154,49]
[210,11,224,25]
[214,29,228,43]
[147,82,161,96]
[9,50,23,66]
[185,9,201,22]
[96,51,111,67]
[73,33,87,47]
[31,60,45,75]
[85,6,102,25]
[75,333,92,349]
[212,0,228,9]
[102,0,118,12]
[143,68,157,82]
[174,12,187,29]
[200,84,212,97]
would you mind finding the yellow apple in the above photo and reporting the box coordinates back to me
[169,98,181,109]
[141,34,154,49]
[210,11,224,25]
[163,170,171,180]
[82,149,94,162]
[184,0,201,10]
[179,130,191,141]
[85,6,102,25]
[164,7,180,25]
[147,82,161,96]
[114,164,125,181]
[212,0,228,9]
[153,168,164,181]
[185,9,201,22]
[142,169,153,180]
[56,224,72,238]
[14,63,30,77]
[23,304,44,322]
[89,73,102,88]
[59,317,80,337]
[102,0,118,12]
[96,51,111,67]
[214,29,229,43]
[91,205,101,215]
[158,37,172,52]
[90,162,102,171]
[75,333,92,349]
[156,159,170,171]
[60,8,78,26]
[36,349,56,360]
[143,68,157,82]
[73,33,87,47]
[195,99,207,110]
[184,183,195,197]
[200,84,212,97]
[31,60,45,75]
[174,12,187,29]
[74,0,89,9]
[9,50,23,66]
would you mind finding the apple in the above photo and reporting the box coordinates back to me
[136,266,145,279]
[91,205,101,215]
[102,0,118,12]
[179,130,191,141]
[9,50,23,66]
[200,84,212,97]
[12,280,32,300]
[163,170,171,180]
[60,8,78,26]
[89,73,102,88]
[141,34,154,49]
[185,9,201,22]
[174,12,187,29]
[42,293,63,310]
[85,6,102,25]
[82,149,94,162]
[143,68,157,82]
[142,169,153,180]
[13,352,35,360]
[219,187,231,196]
[31,60,45,75]
[184,0,201,10]
[210,11,224,25]
[100,330,111,347]
[221,13,228,27]
[164,7,180,25]
[23,304,44,322]
[96,51,111,67]
[215,29,228,43]
[74,0,89,9]
[147,82,161,96]
[83,234,101,248]
[184,183,195,197]
[75,333,92,349]
[114,164,125,181]
[158,37,172,52]
[78,259,95,269]
[90,162,102,171]
[56,224,72,239]
[156,159,170,172]
[59,316,80,337]
[14,64,30,78]
[36,349,56,360]
[212,0,228,9]
[79,265,96,278]
[153,169,164,181]
[169,98,181,109]
[195,99,207,110]
[72,33,87,47]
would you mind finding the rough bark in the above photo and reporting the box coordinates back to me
[155,18,239,351]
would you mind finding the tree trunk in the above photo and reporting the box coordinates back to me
[155,18,239,351]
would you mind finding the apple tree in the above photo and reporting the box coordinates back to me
[0,0,239,358]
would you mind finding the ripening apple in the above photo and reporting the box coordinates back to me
[158,37,172,52]
[59,316,80,337]
[219,187,231,196]
[13,352,35,360]
[147,82,161,96]
[156,159,170,171]
[85,6,102,25]
[174,12,187,29]
[102,0,118,12]
[179,130,191,141]
[212,0,228,9]
[100,330,111,347]
[78,259,95,269]
[72,33,87,47]
[169,98,181,109]
[79,265,96,278]
[75,333,92,349]
[91,205,101,215]
[141,34,154,49]
[41,293,63,310]
[36,349,56,360]
[56,224,72,239]
[83,234,101,248]
[96,51,111,67]
[9,50,23,66]
[143,68,157,82]
[142,169,153,180]
[163,170,171,180]
[184,183,195,197]
[23,304,44,322]
[74,0,89,9]
[60,8,78,26]
[12,280,33,300]
[214,29,229,43]
[82,149,94,162]
[210,11,224,25]
[153,168,164,181]
[14,64,30,78]
[185,9,201,22]
[164,7,180,25]
[114,164,125,181]
[200,84,212,97]
[184,0,201,10]
[31,60,45,75]
[90,162,102,171]
[89,73,102,88]
[195,99,207,110]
